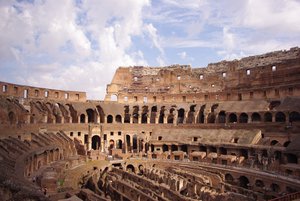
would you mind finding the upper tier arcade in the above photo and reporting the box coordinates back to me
[0,81,86,102]
[105,47,300,104]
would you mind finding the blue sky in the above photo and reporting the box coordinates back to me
[0,0,300,99]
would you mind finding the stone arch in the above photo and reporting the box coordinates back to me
[264,112,272,122]
[177,108,185,124]
[150,106,157,123]
[255,179,264,188]
[126,164,135,173]
[197,105,205,123]
[92,135,101,150]
[186,105,196,124]
[86,108,96,123]
[159,106,165,124]
[163,144,168,152]
[133,134,138,152]
[115,114,122,123]
[239,113,248,123]
[283,141,291,147]
[117,139,122,149]
[141,106,148,124]
[218,111,226,123]
[132,106,139,124]
[80,114,86,123]
[270,183,280,193]
[225,173,234,184]
[251,112,261,122]
[124,106,130,123]
[270,140,279,146]
[219,147,227,155]
[109,140,115,150]
[228,113,237,123]
[8,111,17,124]
[207,113,216,123]
[171,144,178,151]
[110,94,118,101]
[289,111,300,123]
[238,176,250,189]
[168,108,175,124]
[181,144,188,153]
[107,115,113,123]
[96,105,105,123]
[275,112,286,122]
[199,145,207,152]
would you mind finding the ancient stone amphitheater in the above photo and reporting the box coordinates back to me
[0,47,300,201]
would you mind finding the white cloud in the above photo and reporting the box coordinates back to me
[0,0,150,99]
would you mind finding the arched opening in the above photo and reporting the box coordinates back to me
[168,108,175,124]
[270,140,279,146]
[133,135,138,152]
[197,105,205,123]
[186,105,196,124]
[150,144,154,152]
[286,153,298,163]
[239,113,248,123]
[126,135,131,152]
[159,107,165,124]
[177,108,185,124]
[275,112,286,122]
[251,112,261,122]
[255,180,264,188]
[96,106,105,123]
[171,144,178,152]
[8,111,16,124]
[92,135,101,150]
[207,113,216,123]
[289,111,300,123]
[264,112,272,122]
[110,94,118,101]
[86,109,95,123]
[240,149,248,159]
[109,140,115,150]
[126,164,135,173]
[117,139,122,149]
[132,106,139,124]
[228,113,237,123]
[150,106,157,123]
[138,165,144,175]
[80,114,86,123]
[199,145,207,152]
[181,144,188,153]
[124,106,130,123]
[219,147,227,155]
[107,115,113,123]
[115,115,122,123]
[269,101,281,110]
[225,173,234,184]
[283,141,291,147]
[218,111,226,123]
[270,183,280,193]
[163,144,168,152]
[239,176,249,189]
[141,106,148,124]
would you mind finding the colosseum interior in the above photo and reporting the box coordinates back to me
[0,47,300,201]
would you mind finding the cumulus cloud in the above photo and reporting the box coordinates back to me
[0,0,150,99]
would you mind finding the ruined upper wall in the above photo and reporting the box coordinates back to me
[106,47,300,103]
[0,81,86,102]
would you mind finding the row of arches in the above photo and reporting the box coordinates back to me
[224,173,295,194]
[104,110,300,124]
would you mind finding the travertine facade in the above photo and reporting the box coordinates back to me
[0,47,300,201]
